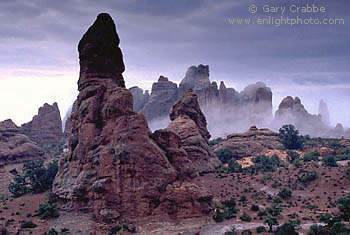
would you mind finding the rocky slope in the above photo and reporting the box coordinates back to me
[0,119,44,166]
[20,102,63,147]
[53,13,216,223]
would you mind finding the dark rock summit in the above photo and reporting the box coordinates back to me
[20,102,63,148]
[0,119,44,165]
[78,13,125,90]
[53,13,215,223]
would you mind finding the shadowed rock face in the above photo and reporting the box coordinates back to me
[20,102,63,148]
[0,119,44,165]
[53,13,214,223]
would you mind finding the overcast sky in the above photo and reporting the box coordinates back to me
[0,0,349,127]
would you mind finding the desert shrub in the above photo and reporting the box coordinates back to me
[228,159,243,173]
[278,188,292,200]
[303,151,320,162]
[37,201,60,219]
[209,137,224,147]
[8,160,58,198]
[298,171,317,185]
[266,204,283,216]
[322,156,338,167]
[250,155,282,173]
[286,150,300,163]
[222,197,238,219]
[240,212,251,222]
[43,228,59,235]
[250,204,259,211]
[337,196,350,221]
[279,124,304,150]
[20,221,37,229]
[241,230,252,235]
[110,225,122,234]
[275,221,298,235]
[256,226,266,233]
[213,209,224,223]
[345,167,350,180]
[215,148,233,164]
[307,225,328,235]
[263,215,279,232]
[223,227,237,235]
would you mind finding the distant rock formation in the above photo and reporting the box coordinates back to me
[167,89,221,172]
[0,119,44,165]
[53,13,215,223]
[274,96,327,136]
[318,99,330,126]
[140,76,178,121]
[20,102,63,147]
[129,86,149,112]
[213,126,282,159]
[131,64,273,136]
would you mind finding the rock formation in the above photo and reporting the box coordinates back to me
[318,99,330,126]
[140,76,178,121]
[213,126,282,159]
[0,119,44,165]
[129,86,149,112]
[131,65,273,136]
[167,89,221,172]
[20,102,63,148]
[274,96,327,136]
[53,13,214,223]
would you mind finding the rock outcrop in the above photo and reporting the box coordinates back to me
[20,102,63,147]
[167,89,221,172]
[274,96,327,136]
[0,119,44,165]
[53,13,214,223]
[140,76,178,121]
[213,126,282,159]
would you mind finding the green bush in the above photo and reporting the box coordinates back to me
[215,148,233,164]
[263,215,279,232]
[278,188,292,200]
[37,202,60,219]
[228,159,243,173]
[209,137,224,147]
[223,227,237,235]
[286,150,300,163]
[307,225,328,235]
[337,196,350,220]
[21,221,37,229]
[8,160,58,198]
[303,151,320,162]
[298,171,317,185]
[279,124,304,150]
[322,156,338,167]
[266,204,283,216]
[240,212,251,222]
[213,209,224,223]
[275,221,298,235]
[256,226,266,233]
[250,204,259,211]
[250,155,282,173]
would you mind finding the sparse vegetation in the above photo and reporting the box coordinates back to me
[279,124,304,150]
[240,212,251,222]
[263,215,279,232]
[209,137,224,147]
[275,221,298,235]
[8,160,58,198]
[215,147,233,164]
[298,171,317,185]
[278,188,292,200]
[37,201,60,219]
[337,196,350,220]
[303,150,320,162]
[248,155,282,174]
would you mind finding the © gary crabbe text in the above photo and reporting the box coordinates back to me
[228,3,345,27]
